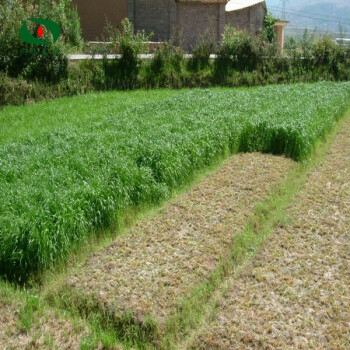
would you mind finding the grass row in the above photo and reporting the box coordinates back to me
[185,111,350,350]
[1,82,350,282]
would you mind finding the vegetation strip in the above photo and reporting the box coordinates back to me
[188,116,350,349]
[51,153,294,346]
[1,83,350,282]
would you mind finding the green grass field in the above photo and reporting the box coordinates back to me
[1,82,350,282]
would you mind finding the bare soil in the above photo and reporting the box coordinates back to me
[189,119,350,349]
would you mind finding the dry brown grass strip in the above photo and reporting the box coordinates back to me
[64,153,294,329]
[189,119,350,350]
[0,288,87,350]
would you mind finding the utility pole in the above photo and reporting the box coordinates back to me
[280,0,288,20]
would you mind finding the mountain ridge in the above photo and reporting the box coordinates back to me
[265,0,350,36]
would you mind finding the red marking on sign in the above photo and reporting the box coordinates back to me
[37,25,44,38]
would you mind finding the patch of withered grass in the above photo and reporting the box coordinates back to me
[53,153,294,346]
[190,118,350,350]
[0,283,87,349]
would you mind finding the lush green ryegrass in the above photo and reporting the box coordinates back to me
[0,89,177,146]
[0,82,349,282]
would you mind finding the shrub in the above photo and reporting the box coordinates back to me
[102,57,119,90]
[337,46,350,81]
[68,59,105,92]
[21,45,68,83]
[0,71,66,106]
[283,30,350,81]
[34,0,83,49]
[312,35,341,78]
[141,42,184,88]
[0,0,30,76]
[0,0,69,83]
[300,28,316,58]
[0,72,27,105]
[263,12,278,43]
[187,39,213,72]
[0,60,106,107]
[214,26,261,82]
[105,18,150,89]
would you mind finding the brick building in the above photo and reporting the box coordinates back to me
[73,0,267,49]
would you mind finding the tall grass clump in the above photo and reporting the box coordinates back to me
[214,26,261,82]
[187,39,214,73]
[103,19,150,90]
[141,42,184,88]
[0,82,350,282]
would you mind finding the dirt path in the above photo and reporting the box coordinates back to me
[62,153,294,332]
[189,118,350,349]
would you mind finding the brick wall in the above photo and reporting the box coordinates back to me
[130,0,266,49]
[132,0,171,41]
[225,3,266,34]
[178,2,220,49]
[75,0,266,49]
[250,3,266,33]
[73,0,127,41]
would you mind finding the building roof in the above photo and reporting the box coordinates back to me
[177,0,226,3]
[274,20,289,26]
[226,0,266,12]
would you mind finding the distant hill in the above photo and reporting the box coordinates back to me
[265,0,350,37]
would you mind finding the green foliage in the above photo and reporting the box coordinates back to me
[68,59,105,92]
[284,36,298,51]
[312,35,341,77]
[22,45,68,83]
[0,82,350,282]
[337,46,350,81]
[263,12,278,43]
[187,40,214,72]
[34,0,83,49]
[141,42,184,88]
[283,30,350,81]
[214,26,261,81]
[301,28,317,58]
[0,0,30,76]
[116,19,147,89]
[0,0,72,83]
[104,18,150,89]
